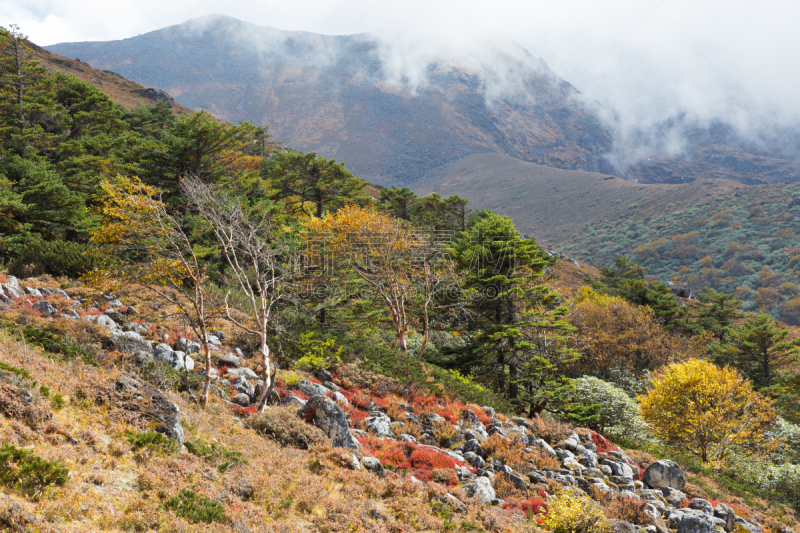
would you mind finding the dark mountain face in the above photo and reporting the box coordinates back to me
[47,15,799,185]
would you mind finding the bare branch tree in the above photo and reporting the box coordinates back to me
[182,176,298,411]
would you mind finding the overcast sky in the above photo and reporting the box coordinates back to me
[4,0,800,131]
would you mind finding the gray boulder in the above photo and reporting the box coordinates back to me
[114,373,184,444]
[32,300,57,315]
[298,394,359,449]
[111,331,153,355]
[456,476,495,503]
[315,368,334,382]
[211,350,241,368]
[677,510,716,533]
[231,393,251,406]
[331,391,349,405]
[643,459,686,490]
[24,286,43,298]
[606,520,637,533]
[227,367,260,380]
[5,276,21,293]
[233,378,255,398]
[279,395,306,408]
[361,456,385,476]
[297,379,330,397]
[178,337,201,354]
[365,414,392,437]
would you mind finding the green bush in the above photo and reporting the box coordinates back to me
[50,393,66,410]
[567,376,649,441]
[294,333,342,372]
[16,326,99,367]
[127,431,179,455]
[0,443,69,498]
[185,439,247,473]
[10,237,108,278]
[164,489,226,523]
[247,408,329,449]
[0,361,30,379]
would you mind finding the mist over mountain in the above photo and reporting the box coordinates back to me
[47,14,800,186]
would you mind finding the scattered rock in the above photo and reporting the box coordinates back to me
[231,393,251,406]
[32,300,57,315]
[111,331,153,355]
[456,476,495,503]
[137,88,175,107]
[297,394,359,449]
[643,460,686,490]
[114,373,184,444]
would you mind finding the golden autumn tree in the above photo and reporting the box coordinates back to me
[566,287,699,378]
[87,175,220,407]
[638,359,777,464]
[305,205,432,353]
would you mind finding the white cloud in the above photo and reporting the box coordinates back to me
[3,0,800,133]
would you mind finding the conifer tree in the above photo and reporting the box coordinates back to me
[448,212,579,415]
[265,149,368,218]
[697,287,741,341]
[717,313,799,388]
[0,26,66,157]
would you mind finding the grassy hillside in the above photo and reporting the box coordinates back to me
[1,273,798,532]
[416,154,800,321]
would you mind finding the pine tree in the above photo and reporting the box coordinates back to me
[265,149,368,218]
[697,288,741,341]
[0,26,66,157]
[718,313,799,388]
[380,186,416,221]
[448,212,578,415]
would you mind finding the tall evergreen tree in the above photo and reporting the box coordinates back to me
[448,212,578,415]
[0,26,66,157]
[697,288,742,342]
[265,149,368,218]
[717,313,799,388]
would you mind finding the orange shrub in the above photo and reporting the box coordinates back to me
[566,287,697,377]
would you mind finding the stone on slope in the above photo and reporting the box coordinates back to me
[111,331,153,355]
[676,510,716,533]
[114,373,184,444]
[642,459,686,490]
[456,476,495,504]
[297,379,330,397]
[298,394,359,450]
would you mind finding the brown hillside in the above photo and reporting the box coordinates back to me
[27,40,193,116]
[414,153,742,249]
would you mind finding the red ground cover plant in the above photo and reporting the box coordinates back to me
[591,432,619,453]
[503,490,548,524]
[231,405,258,417]
[356,434,470,484]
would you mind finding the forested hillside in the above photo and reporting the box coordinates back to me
[419,154,800,323]
[1,25,800,533]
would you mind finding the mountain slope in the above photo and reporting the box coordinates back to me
[46,15,800,186]
[417,154,800,320]
[25,40,193,115]
[45,16,614,186]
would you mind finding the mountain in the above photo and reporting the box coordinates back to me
[45,15,800,186]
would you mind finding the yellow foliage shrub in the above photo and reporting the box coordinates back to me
[567,287,698,377]
[542,489,609,533]
[638,359,777,464]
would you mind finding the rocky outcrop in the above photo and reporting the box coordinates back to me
[136,88,175,108]
[298,394,359,450]
[642,459,686,490]
[114,373,184,444]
